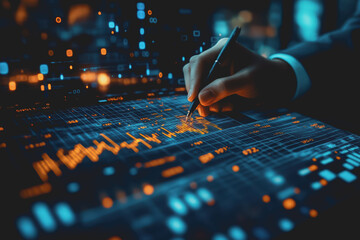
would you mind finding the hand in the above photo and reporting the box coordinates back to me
[183,38,297,117]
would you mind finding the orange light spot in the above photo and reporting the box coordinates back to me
[48,50,54,56]
[47,83,51,90]
[98,11,102,16]
[308,164,318,172]
[9,81,16,91]
[199,152,214,164]
[148,10,152,15]
[135,162,142,168]
[97,73,111,86]
[232,165,240,172]
[336,156,341,160]
[80,72,97,83]
[190,182,197,189]
[143,184,154,195]
[108,236,122,240]
[69,65,73,70]
[262,195,271,203]
[312,158,317,162]
[207,199,215,206]
[55,16,61,23]
[111,31,114,34]
[66,49,73,57]
[158,72,163,78]
[309,209,318,218]
[41,32,48,40]
[283,198,296,210]
[320,179,328,186]
[100,48,107,56]
[294,187,301,194]
[102,197,113,208]
[161,166,184,178]
[40,85,45,91]
[207,175,214,182]
[37,73,44,81]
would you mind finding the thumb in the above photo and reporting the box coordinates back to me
[198,69,251,106]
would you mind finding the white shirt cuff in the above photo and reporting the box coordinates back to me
[269,53,312,100]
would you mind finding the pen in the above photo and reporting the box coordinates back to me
[185,26,241,122]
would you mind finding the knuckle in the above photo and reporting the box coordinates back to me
[217,38,229,45]
[182,63,189,73]
[189,55,198,63]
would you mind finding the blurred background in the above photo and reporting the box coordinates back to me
[0,0,358,106]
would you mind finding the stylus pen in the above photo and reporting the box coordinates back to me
[185,26,241,122]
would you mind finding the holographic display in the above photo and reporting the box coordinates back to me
[2,95,360,239]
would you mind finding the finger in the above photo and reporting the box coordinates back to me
[183,63,191,95]
[187,39,229,102]
[209,102,222,113]
[198,68,252,106]
[220,101,233,112]
[197,105,210,117]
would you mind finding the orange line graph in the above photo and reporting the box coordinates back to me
[32,116,222,182]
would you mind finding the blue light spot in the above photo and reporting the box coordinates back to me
[277,187,295,200]
[0,62,9,75]
[168,197,188,215]
[214,20,229,36]
[295,0,323,41]
[320,157,333,165]
[140,28,145,35]
[272,175,285,185]
[184,192,201,210]
[146,68,150,76]
[346,158,359,167]
[338,170,357,183]
[60,74,64,80]
[137,10,145,20]
[137,2,145,10]
[343,163,354,170]
[298,168,310,176]
[103,166,115,176]
[67,182,80,193]
[279,218,294,232]
[139,41,146,50]
[17,217,37,239]
[115,25,119,32]
[118,73,122,78]
[212,233,228,240]
[129,64,132,70]
[182,56,185,62]
[197,188,213,202]
[348,154,360,162]
[199,46,203,53]
[166,216,187,235]
[252,227,270,240]
[129,167,137,175]
[168,73,173,79]
[228,226,247,240]
[108,21,115,28]
[39,64,49,75]
[32,202,57,232]
[54,202,76,226]
[318,169,336,181]
[311,181,322,190]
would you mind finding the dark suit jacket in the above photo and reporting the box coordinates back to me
[283,1,360,133]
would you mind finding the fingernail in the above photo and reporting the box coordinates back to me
[187,89,193,101]
[199,89,214,105]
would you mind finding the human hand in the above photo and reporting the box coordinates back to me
[183,38,297,117]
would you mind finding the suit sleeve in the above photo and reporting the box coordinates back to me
[281,2,360,101]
